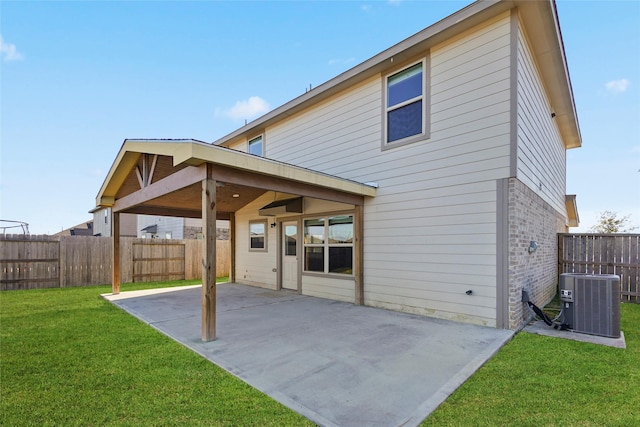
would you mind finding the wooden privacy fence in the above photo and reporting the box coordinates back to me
[0,235,230,290]
[559,233,640,303]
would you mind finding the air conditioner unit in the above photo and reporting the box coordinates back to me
[559,273,621,338]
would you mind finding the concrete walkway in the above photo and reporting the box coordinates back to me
[104,283,513,427]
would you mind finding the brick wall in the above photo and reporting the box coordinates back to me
[507,178,566,329]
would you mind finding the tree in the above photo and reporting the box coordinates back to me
[589,211,638,233]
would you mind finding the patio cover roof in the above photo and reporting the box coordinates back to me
[95,139,377,218]
[97,139,376,341]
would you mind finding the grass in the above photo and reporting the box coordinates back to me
[2,281,639,426]
[0,279,313,427]
[421,302,640,427]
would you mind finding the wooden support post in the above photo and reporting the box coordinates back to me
[354,204,364,305]
[201,165,217,341]
[111,210,120,295]
[229,213,236,284]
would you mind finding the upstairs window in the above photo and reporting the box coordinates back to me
[248,135,263,156]
[385,61,426,146]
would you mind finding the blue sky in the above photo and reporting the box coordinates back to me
[1,0,638,235]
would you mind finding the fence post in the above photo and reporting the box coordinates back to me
[112,212,120,294]
[558,234,564,281]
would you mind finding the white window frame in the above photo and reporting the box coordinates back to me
[249,219,268,252]
[382,57,430,150]
[303,214,354,276]
[248,135,264,157]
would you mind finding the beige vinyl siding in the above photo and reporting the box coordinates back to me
[231,13,512,325]
[430,12,511,140]
[516,23,567,216]
[303,198,353,215]
[302,275,355,303]
[266,76,382,178]
[360,14,511,326]
[364,180,499,326]
[234,194,278,289]
[227,139,248,153]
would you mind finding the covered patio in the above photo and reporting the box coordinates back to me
[104,282,514,427]
[95,139,377,340]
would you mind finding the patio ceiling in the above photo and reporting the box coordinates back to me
[95,139,377,219]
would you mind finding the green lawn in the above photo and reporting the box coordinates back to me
[2,281,639,426]
[422,302,640,427]
[0,280,313,427]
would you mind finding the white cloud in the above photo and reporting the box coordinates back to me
[361,5,372,12]
[0,35,24,62]
[605,78,630,94]
[221,96,270,121]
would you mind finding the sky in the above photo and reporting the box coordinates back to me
[1,0,639,235]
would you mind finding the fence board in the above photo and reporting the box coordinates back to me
[559,234,640,303]
[132,240,185,282]
[1,235,230,290]
[60,236,113,287]
[0,235,59,289]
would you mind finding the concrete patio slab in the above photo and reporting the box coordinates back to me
[104,283,514,427]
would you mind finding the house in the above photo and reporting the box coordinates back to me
[90,208,229,239]
[89,207,137,237]
[137,215,230,240]
[137,215,201,239]
[95,0,581,340]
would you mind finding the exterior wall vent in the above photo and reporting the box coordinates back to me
[258,197,303,216]
[560,273,621,338]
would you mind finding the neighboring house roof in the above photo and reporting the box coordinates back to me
[70,228,94,236]
[55,221,94,237]
[213,0,581,150]
[140,224,158,234]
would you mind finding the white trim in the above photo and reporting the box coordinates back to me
[249,219,268,252]
[248,134,264,157]
[302,213,355,277]
[382,57,430,150]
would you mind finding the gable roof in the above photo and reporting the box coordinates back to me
[213,0,581,150]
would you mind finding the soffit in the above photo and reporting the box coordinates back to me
[565,194,579,227]
[517,1,581,149]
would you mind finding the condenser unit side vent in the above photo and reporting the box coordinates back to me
[560,273,621,338]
